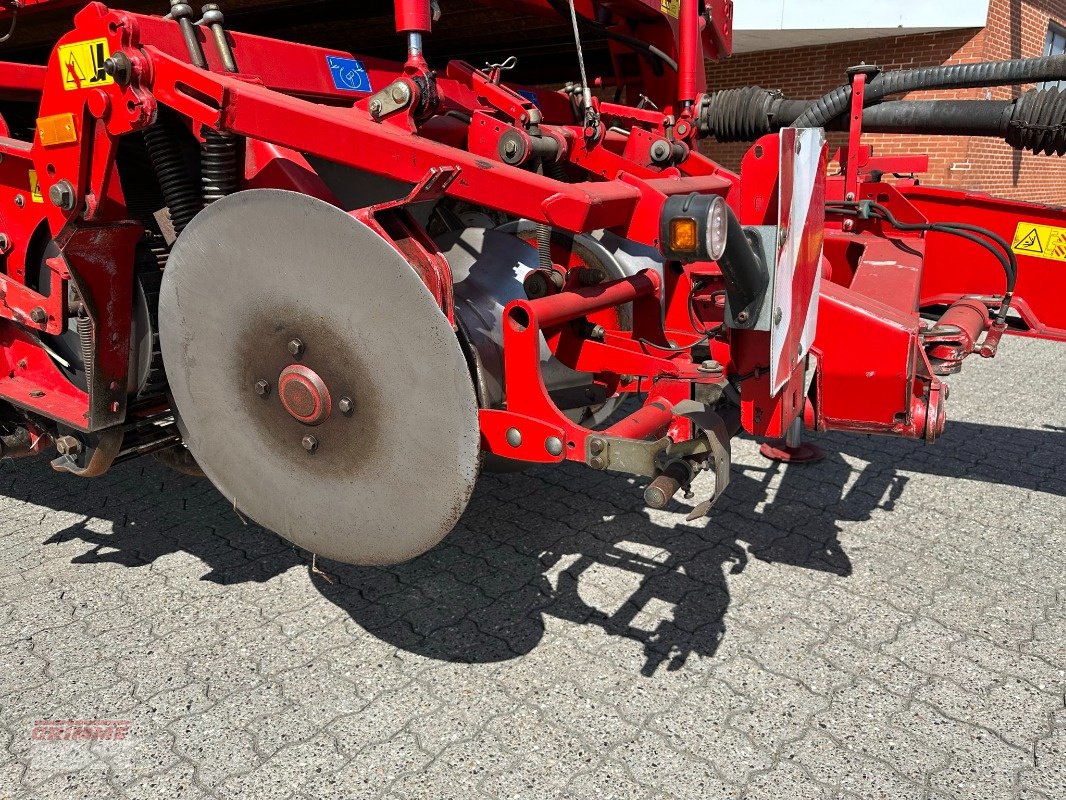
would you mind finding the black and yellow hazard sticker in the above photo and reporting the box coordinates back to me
[1011,222,1066,262]
[28,170,43,204]
[57,38,114,91]
[661,0,680,18]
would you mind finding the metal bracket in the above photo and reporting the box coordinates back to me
[369,80,413,119]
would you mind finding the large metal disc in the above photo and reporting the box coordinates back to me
[158,190,480,566]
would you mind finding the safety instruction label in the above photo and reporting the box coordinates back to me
[661,0,680,18]
[57,38,114,91]
[1011,221,1066,262]
[28,170,43,204]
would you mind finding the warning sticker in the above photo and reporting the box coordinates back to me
[28,170,43,204]
[1011,222,1066,262]
[661,0,680,18]
[57,38,114,91]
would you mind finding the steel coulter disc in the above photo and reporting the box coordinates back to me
[158,189,480,565]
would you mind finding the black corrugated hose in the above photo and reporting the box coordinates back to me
[794,54,1066,128]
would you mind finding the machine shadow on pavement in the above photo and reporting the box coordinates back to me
[11,420,1062,676]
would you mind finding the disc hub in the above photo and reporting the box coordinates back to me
[278,364,332,425]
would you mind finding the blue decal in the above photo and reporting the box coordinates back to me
[327,56,373,93]
[518,89,539,106]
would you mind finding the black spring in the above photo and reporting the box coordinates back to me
[201,127,239,205]
[1008,87,1066,156]
[143,121,201,236]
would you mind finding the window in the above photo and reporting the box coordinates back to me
[1041,23,1066,90]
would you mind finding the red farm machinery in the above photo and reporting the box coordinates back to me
[0,0,1063,565]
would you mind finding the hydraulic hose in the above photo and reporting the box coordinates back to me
[700,86,1066,155]
[794,54,1066,128]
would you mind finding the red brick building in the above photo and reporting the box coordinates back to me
[703,1,1066,203]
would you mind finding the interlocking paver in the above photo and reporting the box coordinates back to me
[0,337,1063,799]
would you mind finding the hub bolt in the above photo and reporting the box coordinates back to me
[55,435,82,456]
[287,338,305,357]
[302,435,319,453]
[254,380,271,397]
[49,180,77,211]
[337,397,354,415]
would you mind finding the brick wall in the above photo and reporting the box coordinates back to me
[703,1,1066,204]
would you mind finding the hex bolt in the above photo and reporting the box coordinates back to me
[254,380,270,397]
[506,427,522,448]
[736,310,750,324]
[49,180,76,211]
[55,435,82,456]
[302,435,319,453]
[842,219,855,232]
[545,436,564,457]
[698,360,723,374]
[0,234,10,254]
[369,99,383,116]
[589,324,606,341]
[338,397,354,415]
[588,437,605,456]
[287,338,305,357]
[589,455,607,471]
[29,307,47,324]
[14,195,25,209]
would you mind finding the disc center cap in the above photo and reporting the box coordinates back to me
[278,364,332,425]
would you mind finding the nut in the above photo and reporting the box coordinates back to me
[29,307,47,324]
[697,360,723,374]
[302,435,319,453]
[254,380,270,397]
[588,438,605,456]
[589,456,607,471]
[55,435,82,456]
[287,338,305,357]
[337,397,354,415]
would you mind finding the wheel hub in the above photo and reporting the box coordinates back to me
[277,364,332,425]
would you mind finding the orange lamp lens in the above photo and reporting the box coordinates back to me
[669,218,699,252]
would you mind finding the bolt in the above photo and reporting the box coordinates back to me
[287,338,304,357]
[842,219,855,232]
[369,99,383,116]
[29,307,46,324]
[103,52,133,85]
[0,234,10,254]
[545,436,564,457]
[55,435,82,456]
[620,375,635,385]
[506,427,522,448]
[774,307,784,326]
[578,268,606,287]
[338,397,354,415]
[49,180,76,211]
[589,325,606,341]
[589,455,607,471]
[254,380,270,397]
[588,437,605,456]
[698,360,723,374]
[736,310,750,324]
[845,192,856,201]
[302,435,319,453]
[391,84,410,103]
[14,195,25,208]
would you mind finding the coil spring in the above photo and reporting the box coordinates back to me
[76,312,94,391]
[143,121,201,236]
[201,128,239,205]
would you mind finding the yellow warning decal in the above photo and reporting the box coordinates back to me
[661,0,680,19]
[57,38,114,91]
[1011,222,1066,262]
[28,170,43,204]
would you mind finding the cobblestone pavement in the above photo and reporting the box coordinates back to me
[0,338,1063,800]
